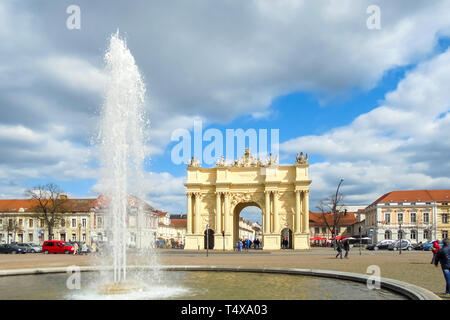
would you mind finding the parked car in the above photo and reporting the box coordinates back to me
[23,243,42,253]
[42,240,74,254]
[423,240,443,251]
[388,239,413,251]
[412,242,425,250]
[12,243,32,253]
[0,243,27,254]
[366,240,394,250]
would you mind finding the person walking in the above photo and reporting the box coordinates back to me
[72,241,79,255]
[91,241,97,254]
[238,239,243,252]
[344,240,350,259]
[335,240,343,259]
[431,240,441,264]
[81,242,88,255]
[434,238,450,295]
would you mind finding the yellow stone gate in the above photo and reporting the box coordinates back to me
[184,149,311,250]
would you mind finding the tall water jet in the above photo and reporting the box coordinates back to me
[98,31,147,284]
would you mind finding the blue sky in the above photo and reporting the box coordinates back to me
[1,1,450,224]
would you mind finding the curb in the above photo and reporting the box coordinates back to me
[0,265,440,300]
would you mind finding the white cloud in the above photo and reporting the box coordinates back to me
[281,48,450,206]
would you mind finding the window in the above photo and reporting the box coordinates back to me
[423,212,430,224]
[385,213,391,224]
[61,219,65,227]
[0,218,2,226]
[18,219,23,227]
[40,220,44,228]
[410,212,417,223]
[72,234,76,241]
[443,231,448,239]
[82,234,86,242]
[72,219,76,228]
[97,217,103,228]
[397,213,403,223]
[443,214,448,224]
[29,219,33,228]
[385,230,392,240]
[410,230,417,240]
[28,233,33,242]
[82,218,87,228]
[314,227,319,234]
[398,230,405,239]
[322,227,327,234]
[424,229,430,240]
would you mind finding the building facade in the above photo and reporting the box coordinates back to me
[364,190,450,243]
[309,211,358,240]
[0,195,159,248]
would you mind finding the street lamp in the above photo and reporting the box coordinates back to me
[399,223,402,255]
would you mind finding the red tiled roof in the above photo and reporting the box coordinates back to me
[170,219,187,227]
[0,198,96,213]
[370,189,450,206]
[309,211,358,226]
[0,194,157,213]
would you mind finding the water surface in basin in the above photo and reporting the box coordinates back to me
[0,271,406,300]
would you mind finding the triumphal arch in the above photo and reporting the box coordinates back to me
[184,149,311,250]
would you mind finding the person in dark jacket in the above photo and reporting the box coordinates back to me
[434,238,450,295]
[335,240,343,259]
[343,240,350,259]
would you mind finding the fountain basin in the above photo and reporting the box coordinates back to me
[0,265,440,300]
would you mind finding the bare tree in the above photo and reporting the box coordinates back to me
[316,179,347,249]
[1,217,23,243]
[25,183,68,241]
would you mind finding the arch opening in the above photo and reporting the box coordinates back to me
[281,228,293,249]
[204,229,214,249]
[233,202,263,250]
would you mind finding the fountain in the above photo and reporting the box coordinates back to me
[97,31,148,291]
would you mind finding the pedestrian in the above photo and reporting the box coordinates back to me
[238,239,243,252]
[335,240,343,259]
[91,241,97,253]
[434,238,450,295]
[81,242,88,255]
[431,240,441,264]
[72,241,78,255]
[344,240,350,258]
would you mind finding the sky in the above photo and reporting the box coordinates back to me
[1,1,450,224]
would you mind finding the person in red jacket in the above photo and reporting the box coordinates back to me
[431,240,441,264]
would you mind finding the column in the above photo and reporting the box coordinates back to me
[295,190,301,233]
[301,191,310,233]
[304,190,309,234]
[195,193,202,234]
[265,191,271,234]
[273,191,279,234]
[216,192,222,233]
[301,191,306,233]
[187,193,192,234]
[224,193,230,234]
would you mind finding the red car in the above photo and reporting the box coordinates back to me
[42,240,74,254]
